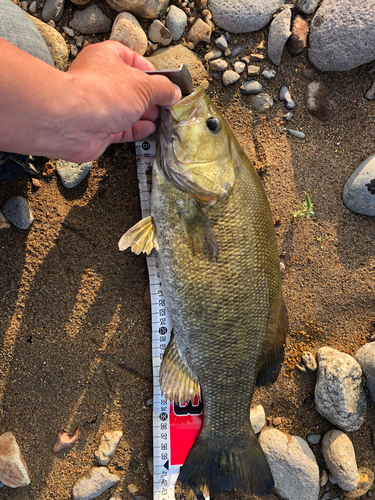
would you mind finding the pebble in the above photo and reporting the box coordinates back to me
[63,26,75,36]
[110,13,148,55]
[186,41,195,50]
[165,5,187,41]
[272,416,282,426]
[222,70,240,86]
[248,65,261,75]
[21,1,28,10]
[229,45,245,58]
[280,261,285,273]
[283,128,305,139]
[70,0,91,5]
[283,111,293,121]
[72,467,120,500]
[148,20,172,46]
[70,44,79,57]
[306,433,322,445]
[249,93,274,112]
[259,428,320,500]
[262,69,276,79]
[234,61,246,73]
[209,0,283,33]
[41,0,64,22]
[250,53,264,61]
[267,7,292,66]
[224,48,231,56]
[306,81,332,121]
[315,347,366,432]
[343,467,374,498]
[29,0,37,13]
[69,5,112,34]
[249,404,266,434]
[209,59,228,71]
[28,14,69,70]
[322,430,359,491]
[215,34,228,50]
[2,197,34,230]
[342,155,375,216]
[240,80,262,94]
[321,493,331,500]
[196,0,207,8]
[204,49,222,61]
[320,469,329,487]
[127,483,139,494]
[186,18,211,44]
[76,35,83,48]
[279,82,295,109]
[0,210,11,230]
[0,432,31,487]
[95,431,123,466]
[302,351,317,371]
[106,0,169,18]
[355,342,375,401]
[294,0,320,14]
[308,0,375,71]
[56,160,92,188]
[288,15,309,56]
[53,427,81,454]
[365,78,375,100]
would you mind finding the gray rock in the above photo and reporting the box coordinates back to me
[72,467,120,500]
[262,68,276,79]
[70,44,79,57]
[29,0,37,13]
[343,155,375,217]
[165,5,187,41]
[27,14,69,71]
[229,45,245,58]
[302,351,317,371]
[42,0,64,22]
[355,342,375,401]
[215,34,228,50]
[249,404,265,434]
[279,82,295,109]
[365,78,375,100]
[0,432,31,487]
[106,0,169,18]
[322,430,358,491]
[222,70,240,86]
[148,20,172,46]
[209,58,227,71]
[294,0,320,14]
[63,27,75,36]
[283,111,293,121]
[284,128,305,139]
[306,432,322,444]
[234,61,246,73]
[204,49,222,62]
[95,431,123,466]
[2,197,34,230]
[315,347,366,432]
[208,0,284,34]
[308,0,375,71]
[110,13,148,56]
[267,7,291,66]
[259,428,320,500]
[321,493,331,500]
[56,160,92,188]
[240,80,262,94]
[249,92,274,111]
[69,5,112,35]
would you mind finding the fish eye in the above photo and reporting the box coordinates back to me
[206,117,221,133]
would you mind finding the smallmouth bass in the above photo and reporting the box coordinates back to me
[119,86,288,499]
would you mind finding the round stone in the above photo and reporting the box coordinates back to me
[240,80,262,94]
[343,155,375,216]
[2,197,34,230]
[148,20,172,46]
[110,13,148,55]
[222,70,240,86]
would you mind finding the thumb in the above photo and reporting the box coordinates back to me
[143,74,182,107]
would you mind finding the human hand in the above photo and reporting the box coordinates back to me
[65,41,182,163]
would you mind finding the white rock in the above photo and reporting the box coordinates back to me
[322,430,358,491]
[209,58,227,71]
[320,469,329,487]
[95,431,123,466]
[165,5,187,41]
[250,404,265,434]
[262,69,276,79]
[302,351,317,371]
[204,49,222,62]
[208,0,284,34]
[72,467,120,500]
[148,20,172,46]
[0,432,30,487]
[268,7,291,66]
[308,0,375,71]
[355,342,375,401]
[56,160,92,188]
[222,70,240,86]
[234,61,246,73]
[110,12,148,56]
[315,347,366,432]
[259,428,320,500]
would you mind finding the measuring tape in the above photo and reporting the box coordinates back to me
[135,136,205,500]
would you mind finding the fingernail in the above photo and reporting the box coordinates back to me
[173,84,182,103]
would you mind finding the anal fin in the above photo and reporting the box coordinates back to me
[160,333,201,405]
[118,216,159,255]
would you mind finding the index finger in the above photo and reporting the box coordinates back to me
[107,40,155,71]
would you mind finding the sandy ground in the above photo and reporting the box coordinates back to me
[1,3,375,500]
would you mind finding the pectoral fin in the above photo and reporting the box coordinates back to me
[118,216,159,255]
[160,332,201,405]
[180,203,219,261]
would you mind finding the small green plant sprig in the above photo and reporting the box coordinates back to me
[292,191,314,219]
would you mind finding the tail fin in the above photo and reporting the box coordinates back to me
[178,428,273,499]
